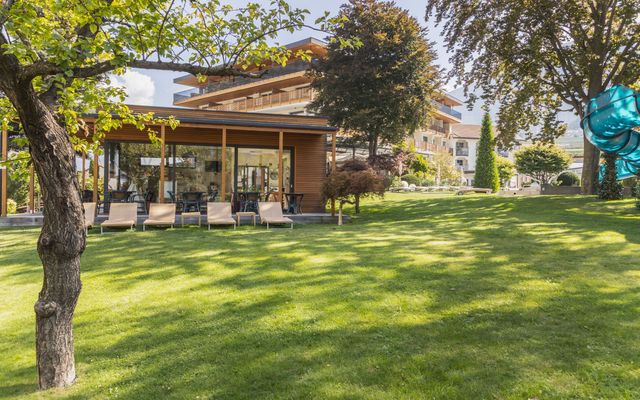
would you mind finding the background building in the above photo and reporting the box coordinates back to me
[173,37,465,173]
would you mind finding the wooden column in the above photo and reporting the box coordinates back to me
[92,125,99,204]
[331,131,337,216]
[1,124,7,217]
[221,127,227,201]
[92,151,99,204]
[159,124,165,203]
[28,164,34,213]
[81,151,86,190]
[278,130,284,205]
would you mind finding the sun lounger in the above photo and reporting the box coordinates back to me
[206,202,236,230]
[100,203,137,234]
[83,202,96,234]
[143,203,176,231]
[258,202,293,229]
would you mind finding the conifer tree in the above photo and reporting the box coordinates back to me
[474,113,500,192]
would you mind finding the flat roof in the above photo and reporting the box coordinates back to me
[87,105,337,133]
[174,37,327,87]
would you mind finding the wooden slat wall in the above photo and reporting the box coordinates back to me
[104,126,327,212]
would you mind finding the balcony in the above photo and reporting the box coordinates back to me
[209,86,314,112]
[419,142,450,154]
[434,101,462,120]
[456,148,469,156]
[173,60,311,103]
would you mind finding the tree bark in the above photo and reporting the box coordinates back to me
[354,195,360,214]
[582,137,600,195]
[368,133,378,158]
[10,87,84,389]
[582,75,603,195]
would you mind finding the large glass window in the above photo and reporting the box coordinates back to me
[107,142,164,202]
[236,147,292,197]
[170,145,234,202]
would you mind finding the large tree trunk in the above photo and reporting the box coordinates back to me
[582,75,603,195]
[368,133,378,158]
[13,88,85,389]
[582,138,600,195]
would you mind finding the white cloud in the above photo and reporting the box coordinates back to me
[112,70,156,105]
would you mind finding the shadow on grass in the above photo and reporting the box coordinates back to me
[2,194,640,398]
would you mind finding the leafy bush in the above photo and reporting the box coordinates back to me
[7,199,17,214]
[515,143,571,185]
[410,154,431,175]
[323,159,385,214]
[420,177,436,186]
[556,171,580,186]
[400,174,420,185]
[496,156,516,188]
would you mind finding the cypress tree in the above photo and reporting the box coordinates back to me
[598,153,623,200]
[474,112,500,192]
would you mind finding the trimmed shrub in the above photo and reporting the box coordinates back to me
[556,171,580,186]
[420,177,436,187]
[400,174,420,185]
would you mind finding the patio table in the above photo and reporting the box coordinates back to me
[181,211,202,227]
[236,211,257,227]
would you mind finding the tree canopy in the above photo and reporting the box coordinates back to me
[310,0,441,157]
[426,0,640,194]
[514,144,572,185]
[496,156,516,189]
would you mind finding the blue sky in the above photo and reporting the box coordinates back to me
[122,0,488,124]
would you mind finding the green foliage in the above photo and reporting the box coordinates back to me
[410,154,431,175]
[599,153,623,200]
[6,199,17,214]
[426,0,640,193]
[515,143,572,185]
[556,171,580,187]
[496,156,516,188]
[400,174,420,185]
[474,113,500,192]
[0,0,349,148]
[310,0,441,156]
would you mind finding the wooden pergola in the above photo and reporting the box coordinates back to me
[1,106,338,216]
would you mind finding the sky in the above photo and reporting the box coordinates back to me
[114,0,499,125]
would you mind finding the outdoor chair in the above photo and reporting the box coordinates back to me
[258,202,294,229]
[143,203,176,231]
[83,202,96,234]
[100,203,137,234]
[206,202,236,230]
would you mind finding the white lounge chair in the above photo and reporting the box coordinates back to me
[258,202,293,229]
[83,202,96,234]
[206,202,236,230]
[143,203,176,231]
[100,203,137,234]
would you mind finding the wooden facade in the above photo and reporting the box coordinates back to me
[89,105,337,214]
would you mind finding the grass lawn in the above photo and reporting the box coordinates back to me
[2,193,640,399]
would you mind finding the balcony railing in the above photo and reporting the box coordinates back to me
[173,60,312,103]
[455,148,469,156]
[419,142,450,154]
[210,86,314,112]
[434,101,462,120]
